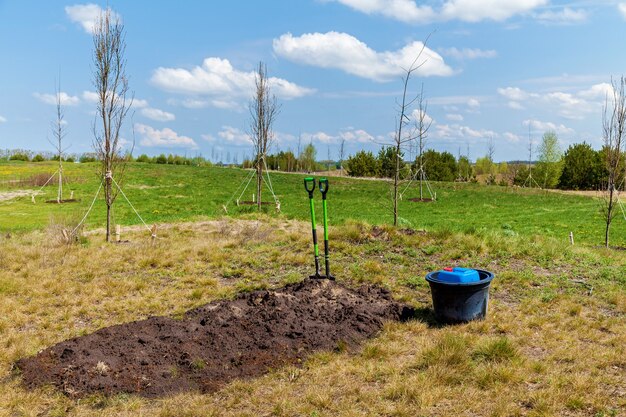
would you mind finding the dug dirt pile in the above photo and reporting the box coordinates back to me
[17,279,413,398]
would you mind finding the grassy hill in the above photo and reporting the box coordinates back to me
[1,160,625,246]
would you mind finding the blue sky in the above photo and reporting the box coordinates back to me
[1,0,626,162]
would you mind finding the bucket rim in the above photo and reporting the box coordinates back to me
[425,269,494,286]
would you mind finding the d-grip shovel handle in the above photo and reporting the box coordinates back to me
[304,177,316,198]
[319,178,329,199]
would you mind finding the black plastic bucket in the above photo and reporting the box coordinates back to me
[425,269,494,323]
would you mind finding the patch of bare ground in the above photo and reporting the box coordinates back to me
[0,189,36,202]
[17,279,413,398]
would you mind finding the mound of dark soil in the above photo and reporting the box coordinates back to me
[407,197,434,203]
[17,279,413,398]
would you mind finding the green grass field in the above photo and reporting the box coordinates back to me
[1,160,624,246]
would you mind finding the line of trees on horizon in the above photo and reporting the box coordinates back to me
[342,135,625,192]
[2,136,624,191]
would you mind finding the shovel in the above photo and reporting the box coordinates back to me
[319,178,335,280]
[304,177,323,279]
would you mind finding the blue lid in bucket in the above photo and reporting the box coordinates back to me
[437,267,480,283]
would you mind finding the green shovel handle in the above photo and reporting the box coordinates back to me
[304,177,315,198]
[319,178,329,199]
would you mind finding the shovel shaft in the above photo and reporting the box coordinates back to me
[320,178,334,280]
[322,198,330,278]
[309,198,319,258]
[308,194,321,276]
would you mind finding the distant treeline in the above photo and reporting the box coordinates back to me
[2,139,619,190]
[0,149,213,166]
[344,142,620,191]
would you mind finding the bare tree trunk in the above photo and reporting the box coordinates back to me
[420,165,424,200]
[606,186,614,247]
[58,157,62,203]
[50,79,67,204]
[257,154,262,210]
[106,190,112,242]
[602,76,626,248]
[393,141,401,226]
[248,62,279,211]
[92,8,132,242]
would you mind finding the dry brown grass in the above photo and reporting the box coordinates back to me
[0,217,624,416]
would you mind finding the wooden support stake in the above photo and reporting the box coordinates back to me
[115,224,121,242]
[151,224,157,239]
[569,231,574,245]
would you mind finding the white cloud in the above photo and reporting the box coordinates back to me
[151,58,314,105]
[339,129,375,143]
[168,98,207,109]
[330,0,547,23]
[411,108,434,126]
[543,91,586,119]
[439,47,497,60]
[445,113,464,121]
[466,98,480,112]
[297,128,378,145]
[432,123,496,141]
[330,0,436,23]
[82,90,148,108]
[308,132,336,144]
[140,107,175,122]
[33,92,80,106]
[523,119,574,135]
[440,0,548,22]
[273,31,453,82]
[135,123,197,149]
[534,7,588,24]
[203,127,299,147]
[498,83,613,119]
[65,3,121,34]
[503,132,522,142]
[82,90,99,103]
[578,83,614,101]
[497,87,528,101]
[0,115,6,123]
[203,126,252,146]
[619,3,626,19]
[132,98,149,108]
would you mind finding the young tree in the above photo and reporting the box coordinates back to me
[296,133,302,172]
[486,137,497,185]
[248,62,279,210]
[457,155,472,181]
[92,9,133,242]
[339,138,346,176]
[49,80,67,203]
[601,77,626,247]
[384,39,431,226]
[415,84,432,199]
[300,142,317,172]
[535,131,563,189]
